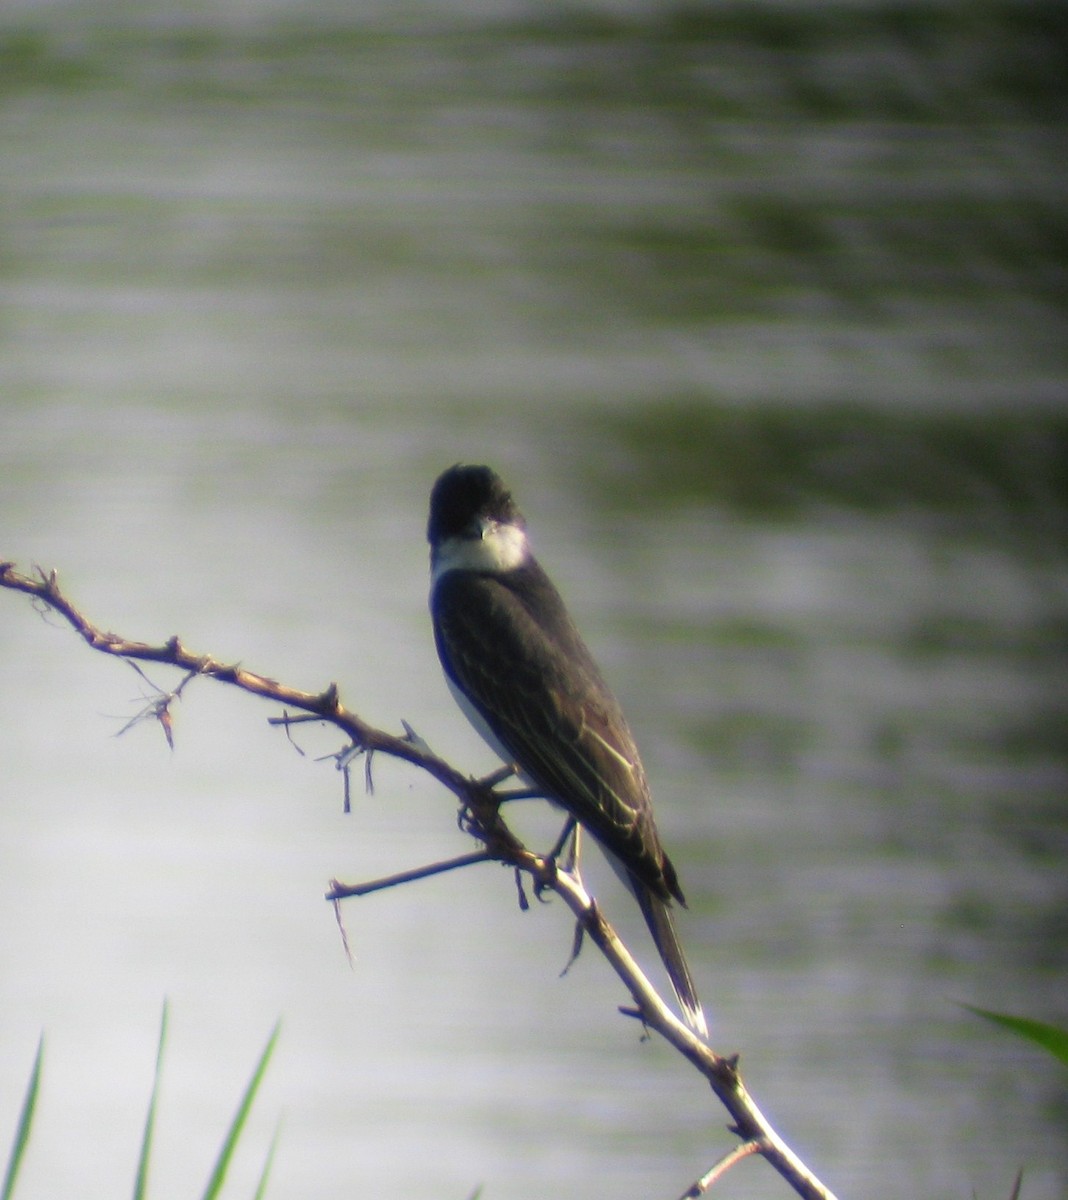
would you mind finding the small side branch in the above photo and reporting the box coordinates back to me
[678,1140,764,1198]
[327,852,491,900]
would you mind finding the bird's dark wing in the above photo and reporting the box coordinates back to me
[433,564,682,903]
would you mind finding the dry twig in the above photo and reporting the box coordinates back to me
[1,561,838,1200]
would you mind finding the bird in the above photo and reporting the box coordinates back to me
[427,463,706,1037]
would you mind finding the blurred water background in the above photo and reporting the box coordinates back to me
[1,1,1065,1198]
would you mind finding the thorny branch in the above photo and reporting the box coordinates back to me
[1,561,838,1200]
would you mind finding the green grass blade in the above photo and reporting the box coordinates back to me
[133,1001,170,1200]
[1,1035,44,1200]
[963,1004,1068,1068]
[201,1021,281,1200]
[251,1120,282,1200]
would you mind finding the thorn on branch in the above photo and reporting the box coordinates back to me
[559,918,585,978]
[513,867,530,911]
[325,741,369,812]
[400,719,433,757]
[157,707,175,749]
[173,668,199,699]
[276,710,308,756]
[617,1005,653,1041]
[331,892,355,968]
[114,660,197,749]
[30,596,61,626]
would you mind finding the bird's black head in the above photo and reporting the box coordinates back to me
[427,464,525,544]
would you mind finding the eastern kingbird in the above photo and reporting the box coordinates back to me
[427,464,706,1036]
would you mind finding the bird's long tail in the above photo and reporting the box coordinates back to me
[633,881,708,1038]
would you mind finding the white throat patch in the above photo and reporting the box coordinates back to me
[431,520,529,586]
